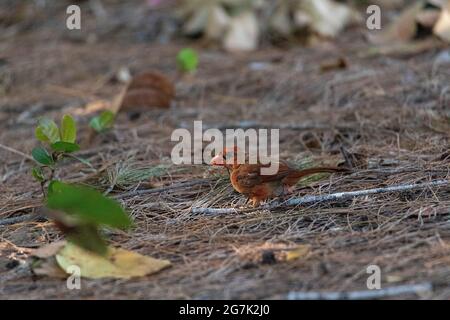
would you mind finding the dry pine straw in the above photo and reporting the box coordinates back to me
[1,3,450,299]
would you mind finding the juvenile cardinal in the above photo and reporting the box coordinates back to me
[210,147,348,207]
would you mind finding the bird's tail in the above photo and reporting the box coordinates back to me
[285,166,349,184]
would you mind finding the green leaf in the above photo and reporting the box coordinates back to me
[60,114,77,143]
[89,117,102,133]
[46,181,132,229]
[32,147,54,165]
[31,167,45,182]
[89,110,115,133]
[176,48,199,73]
[50,141,80,153]
[35,127,49,143]
[47,180,59,196]
[66,224,108,255]
[37,118,60,144]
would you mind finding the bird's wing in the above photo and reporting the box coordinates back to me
[234,162,295,187]
[233,164,263,188]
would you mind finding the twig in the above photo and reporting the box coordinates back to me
[180,121,353,132]
[0,201,42,217]
[287,282,432,300]
[191,179,449,215]
[0,143,34,161]
[114,179,214,200]
[0,213,40,226]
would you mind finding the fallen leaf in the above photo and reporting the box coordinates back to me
[31,241,66,259]
[433,1,450,42]
[119,71,175,111]
[55,242,171,279]
[416,8,441,28]
[183,5,209,35]
[32,257,68,278]
[206,5,230,40]
[298,0,361,38]
[270,3,292,36]
[320,57,348,72]
[127,71,175,98]
[121,89,173,110]
[285,245,311,261]
[116,66,132,83]
[224,11,259,52]
[368,1,425,45]
[386,274,403,283]
[235,242,310,264]
[360,38,443,57]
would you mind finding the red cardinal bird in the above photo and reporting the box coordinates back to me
[210,147,348,207]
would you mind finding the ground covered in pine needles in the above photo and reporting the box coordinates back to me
[1,1,450,299]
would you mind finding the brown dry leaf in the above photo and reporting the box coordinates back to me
[320,57,348,72]
[127,71,175,98]
[119,71,175,112]
[433,1,450,42]
[32,257,68,278]
[55,242,171,279]
[121,89,173,110]
[31,241,66,259]
[360,38,442,57]
[368,1,425,45]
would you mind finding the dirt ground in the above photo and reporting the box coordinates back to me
[1,1,450,299]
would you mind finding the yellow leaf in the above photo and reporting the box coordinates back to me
[55,242,171,279]
[285,245,310,261]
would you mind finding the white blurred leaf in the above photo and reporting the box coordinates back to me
[298,0,361,37]
[224,11,259,52]
[206,5,230,40]
[183,5,210,35]
[270,3,292,35]
[433,1,450,42]
[416,9,441,28]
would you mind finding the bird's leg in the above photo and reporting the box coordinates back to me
[251,199,260,207]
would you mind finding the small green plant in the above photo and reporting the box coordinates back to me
[30,114,132,255]
[31,114,86,194]
[46,181,132,254]
[176,48,199,73]
[89,110,115,133]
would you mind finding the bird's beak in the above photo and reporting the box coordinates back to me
[210,154,225,166]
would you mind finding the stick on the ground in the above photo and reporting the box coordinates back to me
[191,180,449,215]
[286,282,432,300]
[0,213,40,226]
[114,179,214,200]
[0,143,34,161]
[180,120,353,132]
